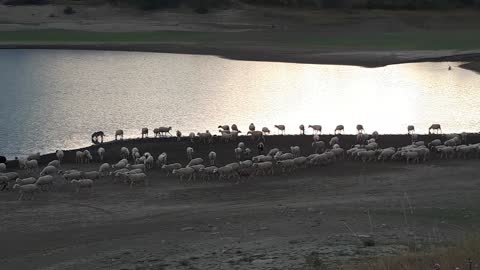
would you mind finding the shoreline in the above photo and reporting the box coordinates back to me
[1,43,480,72]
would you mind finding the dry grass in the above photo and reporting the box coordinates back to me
[357,237,480,270]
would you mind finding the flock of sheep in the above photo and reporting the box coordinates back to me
[0,122,471,201]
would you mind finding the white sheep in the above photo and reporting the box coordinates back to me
[299,124,305,135]
[335,125,344,134]
[157,152,167,167]
[75,150,84,163]
[144,155,154,169]
[219,130,232,142]
[113,159,128,170]
[40,165,57,176]
[244,148,252,158]
[25,159,38,172]
[127,173,148,188]
[274,125,286,135]
[126,163,146,172]
[231,124,239,131]
[308,125,322,135]
[358,150,376,163]
[173,167,195,183]
[262,127,270,135]
[429,124,442,134]
[329,137,339,146]
[82,150,92,163]
[277,159,295,174]
[372,131,379,139]
[47,160,61,168]
[274,152,294,161]
[120,147,130,160]
[200,166,218,182]
[98,147,105,161]
[252,155,273,163]
[205,151,216,166]
[162,163,182,176]
[187,158,204,167]
[16,177,37,186]
[312,141,326,154]
[267,148,279,157]
[36,175,54,191]
[428,139,442,148]
[331,148,344,160]
[253,162,273,176]
[71,179,94,193]
[293,156,307,168]
[0,163,6,173]
[290,146,301,158]
[186,147,194,161]
[249,123,256,131]
[214,165,238,181]
[141,127,149,138]
[378,148,395,162]
[402,151,419,164]
[438,146,454,159]
[115,129,124,140]
[63,171,82,182]
[81,171,100,181]
[13,183,39,200]
[99,163,110,177]
[56,150,64,164]
[234,147,243,160]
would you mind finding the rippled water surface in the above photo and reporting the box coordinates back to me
[0,49,479,158]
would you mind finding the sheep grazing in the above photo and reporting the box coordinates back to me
[25,159,38,172]
[115,129,124,140]
[308,125,322,135]
[428,139,442,148]
[162,163,182,176]
[47,160,60,169]
[208,151,217,165]
[358,150,376,163]
[13,183,39,200]
[175,130,182,141]
[81,171,100,181]
[186,147,194,161]
[252,155,273,163]
[214,166,239,181]
[329,136,339,146]
[299,124,305,135]
[62,171,82,182]
[429,124,442,134]
[335,125,344,135]
[247,130,263,142]
[378,148,395,162]
[408,125,415,134]
[197,131,213,144]
[187,158,204,167]
[127,173,148,188]
[16,177,37,186]
[262,127,271,135]
[71,179,94,193]
[157,152,167,167]
[113,159,128,170]
[153,128,160,138]
[158,126,173,137]
[200,166,218,182]
[144,155,154,169]
[267,148,279,157]
[126,163,146,172]
[312,141,326,154]
[36,175,54,191]
[75,150,83,164]
[40,165,57,176]
[99,163,110,177]
[253,161,273,176]
[27,152,40,161]
[290,146,301,158]
[293,156,307,169]
[402,151,419,164]
[249,123,256,131]
[218,125,230,131]
[356,124,365,134]
[141,127,148,138]
[274,125,286,135]
[82,150,93,163]
[97,147,105,161]
[0,163,5,173]
[120,147,130,160]
[56,150,64,164]
[173,167,195,183]
[277,159,295,174]
[438,146,454,159]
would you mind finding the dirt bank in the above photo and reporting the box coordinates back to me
[2,134,480,269]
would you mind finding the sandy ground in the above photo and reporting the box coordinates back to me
[1,4,480,71]
[2,135,480,270]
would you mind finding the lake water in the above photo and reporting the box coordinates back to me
[0,49,479,158]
